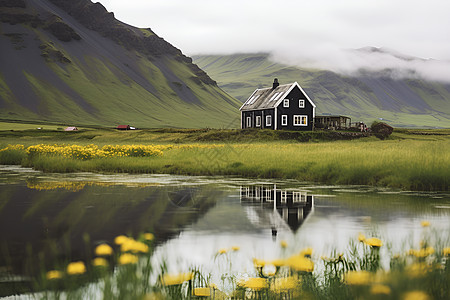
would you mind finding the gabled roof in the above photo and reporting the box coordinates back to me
[239,82,316,111]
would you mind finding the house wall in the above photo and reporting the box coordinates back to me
[276,86,314,131]
[241,109,275,129]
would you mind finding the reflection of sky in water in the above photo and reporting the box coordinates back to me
[1,166,449,291]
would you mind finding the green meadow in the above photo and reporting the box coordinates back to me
[0,123,449,191]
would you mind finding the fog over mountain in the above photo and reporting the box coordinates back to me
[98,0,450,83]
[271,47,450,83]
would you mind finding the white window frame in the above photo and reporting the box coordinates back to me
[299,99,305,108]
[293,115,308,126]
[283,99,289,108]
[255,116,261,127]
[281,115,288,126]
[246,117,251,128]
[266,115,272,126]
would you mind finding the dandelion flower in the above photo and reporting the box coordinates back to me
[402,290,431,300]
[280,240,288,248]
[231,246,240,251]
[364,237,383,248]
[114,235,129,245]
[420,221,430,227]
[46,270,63,280]
[95,244,113,256]
[92,257,109,267]
[358,233,366,242]
[193,288,210,297]
[370,284,391,295]
[143,233,154,241]
[343,271,371,285]
[161,272,193,286]
[271,277,298,292]
[300,247,313,257]
[67,261,86,275]
[121,239,149,253]
[217,248,227,255]
[119,253,138,265]
[286,254,314,272]
[253,258,266,268]
[243,277,267,290]
[443,247,450,256]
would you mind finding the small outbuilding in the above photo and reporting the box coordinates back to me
[240,79,316,131]
[64,126,78,131]
[314,115,352,130]
[116,125,131,130]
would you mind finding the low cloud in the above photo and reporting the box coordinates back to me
[271,47,450,83]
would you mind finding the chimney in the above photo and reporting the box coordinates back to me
[272,78,279,89]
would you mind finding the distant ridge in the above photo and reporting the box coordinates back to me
[0,0,241,128]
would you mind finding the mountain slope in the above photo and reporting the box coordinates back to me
[193,53,450,128]
[0,0,241,128]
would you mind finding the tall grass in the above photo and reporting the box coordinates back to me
[1,138,448,191]
[22,226,450,299]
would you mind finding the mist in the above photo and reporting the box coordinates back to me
[98,0,450,83]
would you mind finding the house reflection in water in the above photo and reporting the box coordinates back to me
[240,184,313,232]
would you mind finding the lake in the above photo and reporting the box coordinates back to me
[0,165,449,295]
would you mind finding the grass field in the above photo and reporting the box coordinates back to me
[0,125,449,191]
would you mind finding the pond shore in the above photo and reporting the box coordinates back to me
[0,127,449,191]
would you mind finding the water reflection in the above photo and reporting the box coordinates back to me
[239,185,313,232]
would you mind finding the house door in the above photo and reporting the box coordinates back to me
[246,117,251,128]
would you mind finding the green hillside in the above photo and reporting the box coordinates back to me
[0,0,241,128]
[194,53,450,128]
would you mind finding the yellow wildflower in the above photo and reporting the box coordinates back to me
[143,233,154,241]
[46,270,63,280]
[270,259,286,267]
[364,237,383,248]
[121,239,149,253]
[370,284,391,295]
[300,247,313,257]
[193,288,210,297]
[271,276,298,292]
[420,221,430,227]
[343,271,371,285]
[95,244,113,256]
[408,247,435,258]
[231,246,240,251]
[280,240,288,248]
[358,233,366,242]
[407,263,434,277]
[115,235,130,245]
[253,258,266,268]
[286,254,314,272]
[161,272,193,286]
[67,261,86,275]
[242,277,267,290]
[119,253,139,265]
[443,247,450,256]
[217,248,227,254]
[92,257,109,267]
[402,290,431,300]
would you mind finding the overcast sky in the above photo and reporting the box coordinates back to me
[97,0,450,81]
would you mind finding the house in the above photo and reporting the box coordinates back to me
[240,79,316,131]
[64,126,78,131]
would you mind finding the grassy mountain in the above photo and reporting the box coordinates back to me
[193,53,450,128]
[0,0,241,128]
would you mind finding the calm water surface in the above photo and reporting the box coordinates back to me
[1,165,449,286]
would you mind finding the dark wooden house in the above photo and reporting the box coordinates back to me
[240,79,316,131]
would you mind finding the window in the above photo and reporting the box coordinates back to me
[255,116,261,127]
[293,115,308,126]
[283,99,289,107]
[299,99,305,108]
[246,117,251,128]
[266,115,272,126]
[281,115,288,126]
